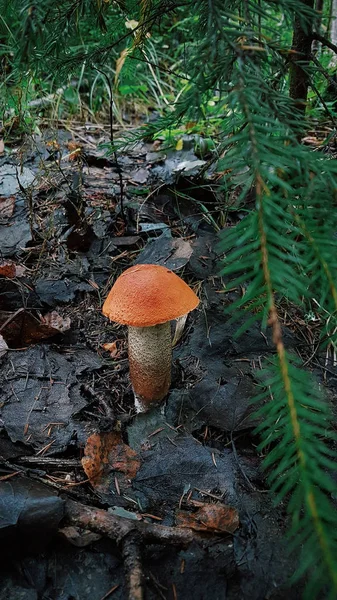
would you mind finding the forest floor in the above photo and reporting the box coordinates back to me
[0,122,336,600]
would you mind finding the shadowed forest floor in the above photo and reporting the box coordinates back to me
[1,124,336,600]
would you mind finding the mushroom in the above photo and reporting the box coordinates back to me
[102,264,199,412]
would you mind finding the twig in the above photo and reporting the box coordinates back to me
[309,52,337,92]
[64,499,194,600]
[99,585,119,600]
[64,499,194,546]
[309,80,337,130]
[230,433,258,492]
[311,32,337,56]
[17,456,81,467]
[0,308,24,332]
[94,67,125,222]
[122,532,143,600]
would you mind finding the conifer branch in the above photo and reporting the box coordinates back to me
[294,213,337,311]
[311,32,337,55]
[218,62,337,594]
[257,177,337,591]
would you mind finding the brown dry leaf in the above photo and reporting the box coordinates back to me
[0,310,70,346]
[102,341,119,357]
[67,141,83,161]
[0,196,15,218]
[171,238,193,261]
[82,431,141,491]
[0,260,26,278]
[115,47,131,85]
[176,503,239,534]
[46,139,60,152]
[0,139,4,154]
[42,311,71,333]
[0,334,8,358]
[302,136,322,147]
[59,526,101,547]
[0,261,16,278]
[151,140,162,151]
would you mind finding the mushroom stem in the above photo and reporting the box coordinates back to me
[128,322,172,412]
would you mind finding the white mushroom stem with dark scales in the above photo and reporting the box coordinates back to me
[128,322,171,412]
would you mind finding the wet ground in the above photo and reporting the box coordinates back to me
[0,125,335,599]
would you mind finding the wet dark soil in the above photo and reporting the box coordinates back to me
[0,126,335,600]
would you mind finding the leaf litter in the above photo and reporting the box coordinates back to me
[0,124,311,600]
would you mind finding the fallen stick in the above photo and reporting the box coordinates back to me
[63,499,194,600]
[64,499,194,546]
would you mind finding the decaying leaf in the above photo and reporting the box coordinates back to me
[173,159,206,173]
[0,261,16,278]
[102,341,120,357]
[171,237,193,262]
[0,310,71,346]
[59,525,101,547]
[82,431,141,492]
[302,136,322,147]
[176,503,239,534]
[42,311,71,333]
[0,196,15,218]
[67,140,83,161]
[0,334,8,358]
[0,260,26,278]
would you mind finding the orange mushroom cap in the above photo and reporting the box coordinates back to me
[102,264,199,327]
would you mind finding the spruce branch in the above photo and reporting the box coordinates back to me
[311,32,337,55]
[218,56,337,594]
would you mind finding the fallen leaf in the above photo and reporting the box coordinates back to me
[0,261,16,278]
[0,139,4,154]
[82,431,141,492]
[130,167,149,184]
[171,238,193,261]
[0,334,8,358]
[109,236,140,246]
[0,260,26,278]
[0,310,71,346]
[0,196,15,218]
[102,341,119,357]
[173,159,206,174]
[176,503,239,534]
[151,140,162,151]
[302,136,322,147]
[67,140,83,161]
[41,311,71,333]
[175,138,184,151]
[59,526,101,547]
[14,264,27,277]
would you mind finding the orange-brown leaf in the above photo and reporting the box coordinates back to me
[176,503,239,534]
[82,431,141,491]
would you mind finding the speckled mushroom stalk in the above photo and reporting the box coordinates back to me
[102,264,199,413]
[128,322,172,411]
